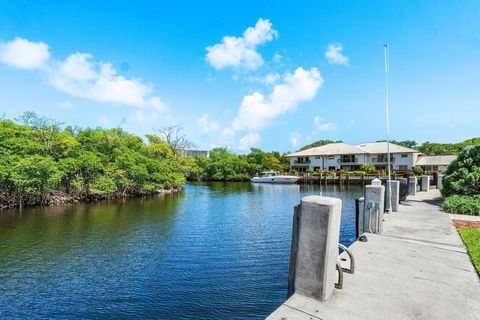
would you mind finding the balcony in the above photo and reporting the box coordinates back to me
[337,158,358,164]
[371,157,395,163]
[293,159,311,165]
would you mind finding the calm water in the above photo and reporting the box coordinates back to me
[0,182,363,319]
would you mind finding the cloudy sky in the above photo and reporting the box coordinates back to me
[0,1,479,152]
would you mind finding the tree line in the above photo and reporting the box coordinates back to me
[0,113,290,208]
[0,112,185,208]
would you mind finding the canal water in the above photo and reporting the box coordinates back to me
[0,182,363,319]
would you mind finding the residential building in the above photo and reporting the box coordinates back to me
[287,142,422,172]
[179,148,209,158]
[415,155,457,173]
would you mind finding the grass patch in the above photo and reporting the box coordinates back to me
[443,195,480,215]
[458,227,480,275]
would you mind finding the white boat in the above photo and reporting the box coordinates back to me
[250,171,299,184]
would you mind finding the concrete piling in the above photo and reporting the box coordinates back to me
[421,175,430,192]
[288,195,342,301]
[408,176,417,195]
[436,174,443,190]
[385,180,400,212]
[364,183,385,234]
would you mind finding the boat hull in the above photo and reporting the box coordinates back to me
[250,176,299,184]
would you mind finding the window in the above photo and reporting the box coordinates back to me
[328,155,335,159]
[376,154,394,162]
[398,165,408,171]
[401,154,408,158]
[341,154,356,163]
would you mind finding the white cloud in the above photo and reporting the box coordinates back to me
[246,72,280,85]
[0,37,50,70]
[289,132,301,148]
[314,116,336,131]
[229,67,323,133]
[349,119,356,127]
[59,101,74,109]
[50,53,161,108]
[221,67,323,149]
[238,132,260,150]
[205,18,278,70]
[197,113,220,133]
[263,73,280,85]
[325,43,349,65]
[99,116,110,126]
[0,37,168,121]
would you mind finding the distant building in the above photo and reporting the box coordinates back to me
[415,155,457,173]
[287,142,422,172]
[179,148,210,158]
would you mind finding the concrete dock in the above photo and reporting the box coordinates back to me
[268,190,480,320]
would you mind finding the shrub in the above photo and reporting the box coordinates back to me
[360,163,376,173]
[442,145,480,197]
[442,195,480,215]
[412,165,423,176]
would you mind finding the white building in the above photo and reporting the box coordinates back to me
[415,155,457,173]
[179,148,209,158]
[287,142,422,172]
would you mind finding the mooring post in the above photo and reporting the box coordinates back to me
[421,175,430,192]
[408,176,417,195]
[436,174,443,190]
[287,195,342,301]
[364,180,385,233]
[385,180,400,212]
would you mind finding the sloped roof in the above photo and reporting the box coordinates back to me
[354,142,419,154]
[416,155,457,166]
[287,143,365,157]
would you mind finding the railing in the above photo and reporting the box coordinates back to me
[337,158,358,164]
[293,159,310,164]
[371,157,395,163]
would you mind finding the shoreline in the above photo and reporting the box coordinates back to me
[0,186,183,210]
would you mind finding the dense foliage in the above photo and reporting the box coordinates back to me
[359,163,376,173]
[184,147,290,181]
[0,113,185,208]
[412,165,424,176]
[442,146,480,197]
[442,195,480,215]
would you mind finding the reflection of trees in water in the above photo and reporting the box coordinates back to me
[0,193,183,259]
[299,183,363,196]
[189,181,256,196]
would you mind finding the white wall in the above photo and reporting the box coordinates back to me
[290,153,421,172]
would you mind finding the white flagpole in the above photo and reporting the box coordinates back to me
[384,44,392,213]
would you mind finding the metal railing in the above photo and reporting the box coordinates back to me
[337,158,358,164]
[372,157,395,163]
[293,159,311,164]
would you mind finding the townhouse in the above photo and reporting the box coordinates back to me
[287,142,423,172]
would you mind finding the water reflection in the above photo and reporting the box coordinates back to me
[0,183,362,319]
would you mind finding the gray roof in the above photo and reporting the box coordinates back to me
[416,155,457,166]
[354,142,420,154]
[287,143,366,157]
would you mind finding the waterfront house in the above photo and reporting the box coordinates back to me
[287,142,422,172]
[415,155,457,173]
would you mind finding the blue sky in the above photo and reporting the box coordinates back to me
[0,1,479,152]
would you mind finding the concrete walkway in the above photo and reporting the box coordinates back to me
[268,190,480,320]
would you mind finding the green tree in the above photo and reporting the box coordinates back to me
[442,146,480,197]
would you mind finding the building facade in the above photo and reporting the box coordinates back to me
[179,148,210,158]
[415,155,457,173]
[287,142,422,172]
